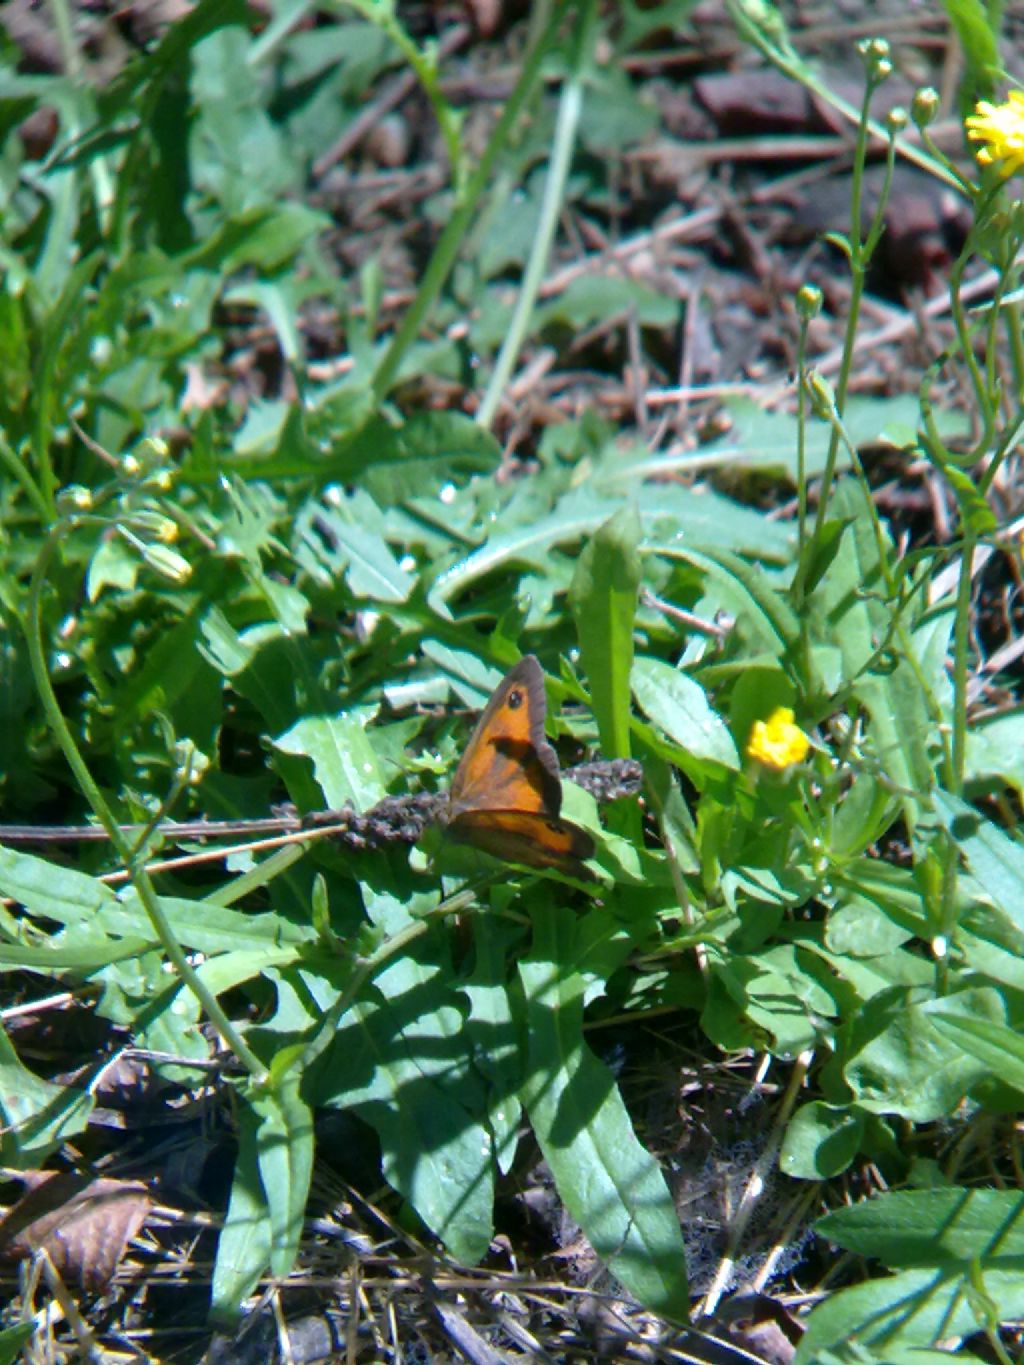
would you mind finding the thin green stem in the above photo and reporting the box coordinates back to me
[0,435,51,524]
[789,310,813,688]
[371,0,569,401]
[811,83,877,541]
[24,523,268,1082]
[1004,297,1024,396]
[476,1,591,430]
[724,0,960,190]
[949,527,975,794]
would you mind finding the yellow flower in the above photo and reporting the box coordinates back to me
[747,707,810,770]
[965,92,1024,177]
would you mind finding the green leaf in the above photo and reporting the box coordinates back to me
[817,1187,1024,1265]
[843,986,1006,1121]
[569,505,642,758]
[311,892,494,1264]
[273,713,386,811]
[825,897,914,959]
[460,916,524,1175]
[211,1091,272,1325]
[814,480,937,810]
[929,1012,1024,1098]
[87,537,141,599]
[798,516,848,596]
[111,893,315,956]
[330,521,415,603]
[519,900,689,1319]
[327,410,502,503]
[632,657,739,770]
[656,543,800,665]
[704,393,968,480]
[966,708,1024,795]
[940,0,1002,95]
[253,1069,314,1277]
[795,1267,1024,1363]
[0,846,116,924]
[935,790,1024,939]
[0,1323,36,1363]
[0,1026,94,1167]
[706,944,838,1055]
[780,1101,865,1179]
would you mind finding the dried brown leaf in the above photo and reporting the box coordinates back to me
[0,1170,151,1291]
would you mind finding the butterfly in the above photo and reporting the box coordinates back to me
[446,655,595,877]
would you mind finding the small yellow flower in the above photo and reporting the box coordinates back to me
[965,91,1024,177]
[747,707,810,770]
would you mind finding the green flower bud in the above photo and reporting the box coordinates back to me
[142,543,192,585]
[796,284,823,320]
[912,87,940,129]
[886,106,908,134]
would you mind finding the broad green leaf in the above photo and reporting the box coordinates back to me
[273,713,385,811]
[427,486,613,616]
[940,0,1001,96]
[295,501,415,604]
[929,1012,1024,1097]
[795,1267,1024,1363]
[0,846,116,923]
[705,944,838,1055]
[211,1091,272,1324]
[825,899,914,959]
[311,893,493,1264]
[127,977,211,1080]
[831,859,930,942]
[780,1101,865,1179]
[536,273,675,330]
[651,542,799,664]
[334,521,415,603]
[0,939,154,972]
[843,986,1006,1120]
[325,410,502,503]
[0,1323,35,1363]
[818,1188,1024,1265]
[632,657,739,770]
[519,900,689,1319]
[423,641,510,708]
[814,481,936,810]
[704,393,968,480]
[966,708,1024,795]
[956,906,1024,993]
[569,505,642,758]
[108,893,315,955]
[87,537,140,598]
[195,946,305,995]
[460,915,524,1175]
[799,931,933,1009]
[826,771,896,861]
[0,1027,93,1167]
[428,482,793,618]
[253,1070,314,1277]
[935,790,1024,938]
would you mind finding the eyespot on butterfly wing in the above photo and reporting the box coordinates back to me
[447,656,595,876]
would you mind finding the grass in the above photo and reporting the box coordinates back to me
[2,0,1024,1359]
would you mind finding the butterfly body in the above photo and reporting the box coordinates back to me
[447,656,595,875]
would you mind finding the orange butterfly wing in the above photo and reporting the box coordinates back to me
[447,656,595,876]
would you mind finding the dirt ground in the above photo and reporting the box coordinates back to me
[3,1,1023,1361]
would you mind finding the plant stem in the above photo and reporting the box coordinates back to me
[476,0,592,430]
[371,0,569,400]
[24,524,268,1082]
